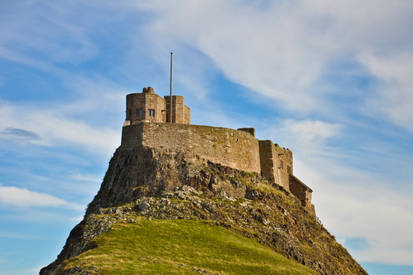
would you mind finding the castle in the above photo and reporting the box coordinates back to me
[121,87,314,213]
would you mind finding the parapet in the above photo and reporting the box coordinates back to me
[237,128,255,137]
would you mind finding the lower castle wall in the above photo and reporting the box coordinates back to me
[121,123,261,173]
[289,175,311,206]
[258,140,291,191]
[289,175,314,214]
[121,122,313,211]
[259,140,276,183]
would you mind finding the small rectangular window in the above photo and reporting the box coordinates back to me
[136,109,144,119]
[148,109,155,117]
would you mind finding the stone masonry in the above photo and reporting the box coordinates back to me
[121,87,314,211]
[123,87,190,126]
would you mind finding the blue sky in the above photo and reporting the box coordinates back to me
[0,1,413,274]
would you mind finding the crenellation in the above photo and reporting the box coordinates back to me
[121,87,313,212]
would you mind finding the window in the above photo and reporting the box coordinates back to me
[148,109,155,117]
[136,109,144,119]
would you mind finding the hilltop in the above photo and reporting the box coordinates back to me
[40,88,367,274]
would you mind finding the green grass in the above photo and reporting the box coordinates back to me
[62,218,316,275]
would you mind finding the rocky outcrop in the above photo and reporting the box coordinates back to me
[41,146,367,275]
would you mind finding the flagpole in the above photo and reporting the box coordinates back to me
[169,51,173,123]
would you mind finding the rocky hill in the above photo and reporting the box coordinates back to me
[40,145,367,274]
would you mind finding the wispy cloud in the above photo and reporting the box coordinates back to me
[256,119,342,158]
[0,127,40,142]
[0,185,81,210]
[131,0,413,132]
[279,119,341,147]
[297,159,413,265]
[256,117,413,265]
[0,1,98,68]
[0,102,120,155]
[361,53,413,132]
[71,173,101,183]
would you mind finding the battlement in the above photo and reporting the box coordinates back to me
[121,88,313,212]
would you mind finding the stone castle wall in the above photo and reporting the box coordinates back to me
[121,122,313,211]
[259,141,292,191]
[289,175,315,214]
[121,122,261,173]
[289,175,312,206]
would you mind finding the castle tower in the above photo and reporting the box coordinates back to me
[123,87,190,126]
[164,95,191,124]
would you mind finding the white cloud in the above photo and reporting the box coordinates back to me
[0,185,81,210]
[30,112,119,153]
[1,1,412,132]
[131,0,413,131]
[0,1,98,67]
[71,173,101,183]
[0,101,120,156]
[295,159,413,265]
[280,119,341,145]
[258,119,342,158]
[361,53,413,132]
[259,117,413,265]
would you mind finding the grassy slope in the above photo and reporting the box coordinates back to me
[61,218,317,275]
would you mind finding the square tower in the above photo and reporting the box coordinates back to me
[125,87,166,125]
[124,87,190,126]
[164,95,191,124]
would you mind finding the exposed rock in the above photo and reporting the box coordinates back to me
[137,201,150,211]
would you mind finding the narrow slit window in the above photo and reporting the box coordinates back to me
[148,109,155,117]
[136,109,144,119]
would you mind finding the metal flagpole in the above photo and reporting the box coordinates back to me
[169,51,173,123]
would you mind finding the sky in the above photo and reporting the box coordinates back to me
[0,1,412,274]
